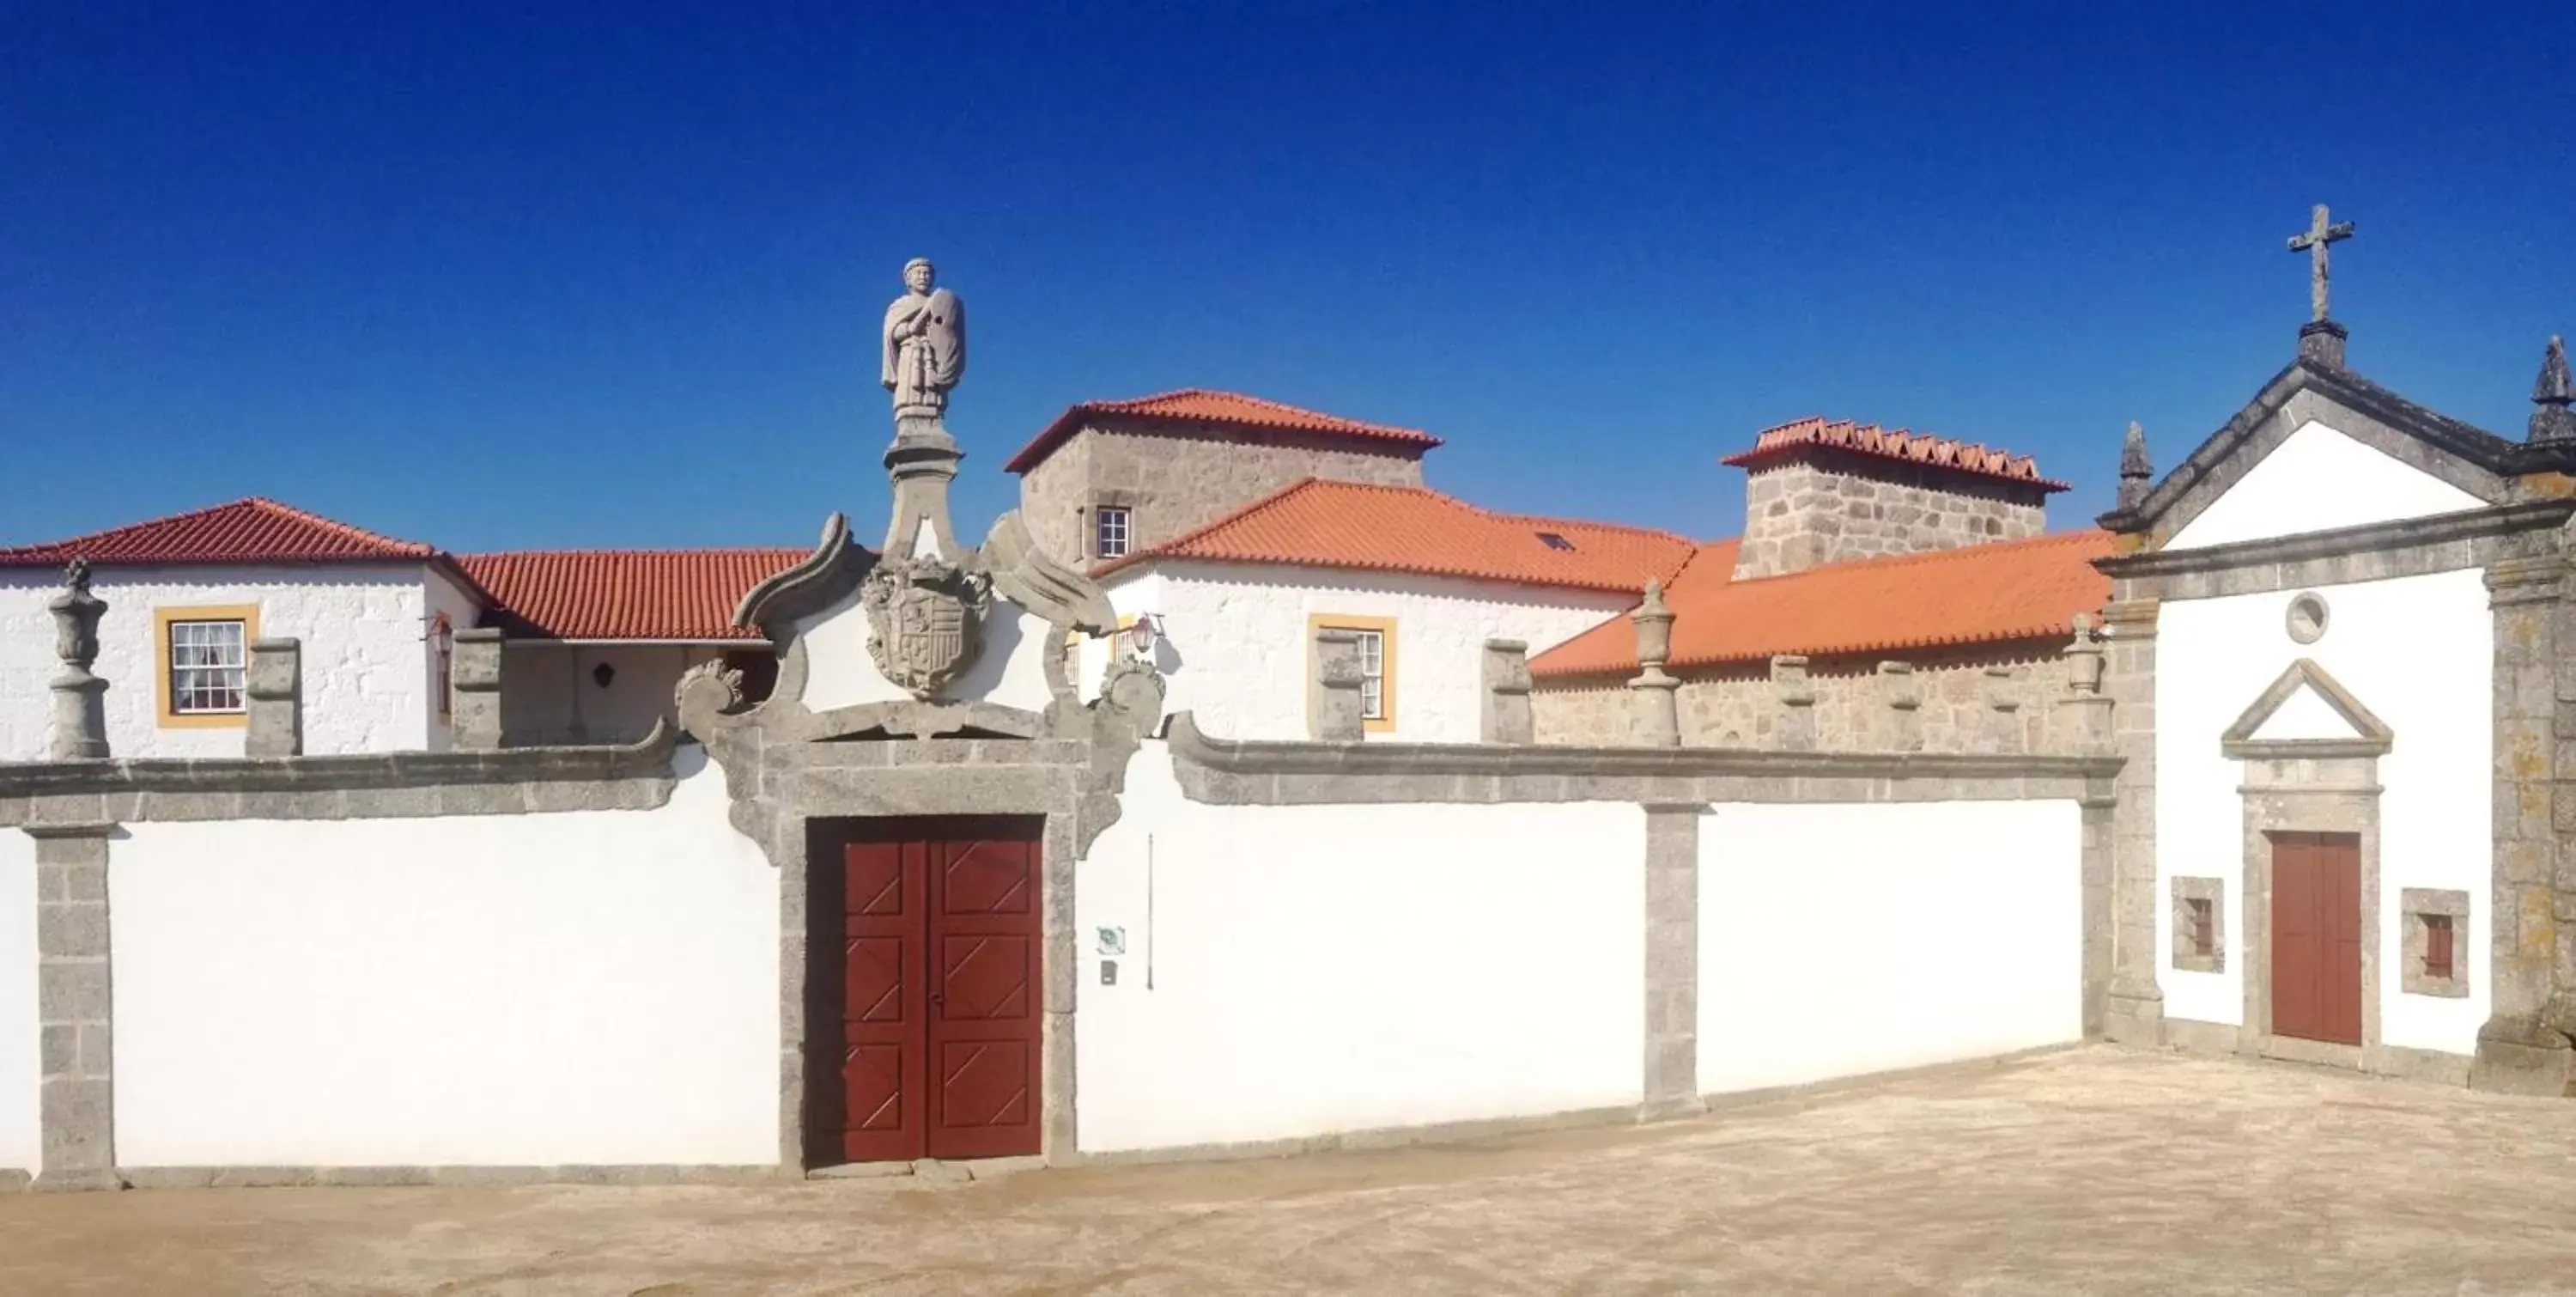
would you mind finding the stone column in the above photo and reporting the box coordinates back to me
[1480,639,1534,744]
[1629,580,1680,747]
[29,825,116,1190]
[2476,555,2572,1093]
[1640,804,1703,1119]
[1875,661,1921,752]
[1770,655,1814,752]
[452,628,506,751]
[47,560,108,761]
[1984,666,2025,755]
[1309,629,1364,742]
[2099,594,2165,1044]
[244,637,302,758]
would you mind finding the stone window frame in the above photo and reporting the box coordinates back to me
[154,603,262,729]
[2284,590,2330,645]
[1081,489,1144,563]
[2399,887,2471,999]
[1094,506,1132,560]
[1308,612,1398,733]
[2170,875,2226,973]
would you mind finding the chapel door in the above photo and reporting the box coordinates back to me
[816,816,1043,1166]
[2270,831,2363,1046]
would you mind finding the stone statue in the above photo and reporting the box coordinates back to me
[881,258,967,421]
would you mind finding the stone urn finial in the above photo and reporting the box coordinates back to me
[47,557,110,759]
[1631,578,1675,674]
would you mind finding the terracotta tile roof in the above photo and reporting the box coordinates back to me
[458,549,811,641]
[1530,531,2115,679]
[1721,417,2071,491]
[0,497,439,568]
[1096,478,1696,594]
[1006,388,1444,473]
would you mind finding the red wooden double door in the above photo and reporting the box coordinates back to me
[2270,831,2363,1047]
[811,816,1044,1165]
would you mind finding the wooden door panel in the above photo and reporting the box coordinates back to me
[833,837,927,1165]
[2270,832,2361,1047]
[928,831,1043,1160]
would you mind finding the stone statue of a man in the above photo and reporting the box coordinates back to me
[882,258,966,421]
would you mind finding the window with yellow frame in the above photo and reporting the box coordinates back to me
[155,604,261,728]
[1306,612,1397,733]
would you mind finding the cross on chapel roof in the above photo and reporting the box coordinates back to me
[2287,203,2356,368]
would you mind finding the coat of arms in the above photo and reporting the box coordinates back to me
[861,556,993,699]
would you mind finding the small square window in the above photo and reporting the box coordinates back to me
[2186,898,2215,957]
[169,619,248,715]
[2169,876,2224,973]
[1096,507,1131,560]
[2401,888,2470,998]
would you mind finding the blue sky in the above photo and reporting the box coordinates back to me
[7,2,2575,553]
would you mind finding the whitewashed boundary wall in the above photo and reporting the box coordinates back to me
[1697,801,2084,1096]
[0,829,35,1182]
[1075,752,1649,1154]
[111,747,777,1171]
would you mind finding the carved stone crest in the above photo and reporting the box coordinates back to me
[862,556,993,699]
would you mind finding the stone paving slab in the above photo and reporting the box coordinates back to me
[7,1046,2576,1294]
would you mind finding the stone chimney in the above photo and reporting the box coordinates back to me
[1726,417,2064,581]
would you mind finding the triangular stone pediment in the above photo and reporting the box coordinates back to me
[2221,658,2392,758]
[2102,359,2550,550]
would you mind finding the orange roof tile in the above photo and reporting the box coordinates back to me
[1097,478,1696,594]
[1007,388,1443,473]
[0,497,439,568]
[1530,531,2114,678]
[459,549,811,641]
[1721,417,2070,491]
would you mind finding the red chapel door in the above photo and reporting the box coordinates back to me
[816,816,1044,1166]
[2270,831,2363,1046]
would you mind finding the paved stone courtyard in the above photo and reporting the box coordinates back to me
[9,1045,2576,1294]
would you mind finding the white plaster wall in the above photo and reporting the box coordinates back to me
[2166,422,2486,551]
[797,588,1058,716]
[0,564,437,760]
[109,748,781,1167]
[2154,569,2492,1053]
[501,643,724,746]
[0,831,37,1176]
[1698,800,2083,1094]
[1103,563,1636,743]
[422,568,483,752]
[1075,745,1647,1152]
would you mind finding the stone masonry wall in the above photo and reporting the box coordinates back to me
[1734,454,2051,580]
[1532,644,2073,753]
[1018,420,1428,567]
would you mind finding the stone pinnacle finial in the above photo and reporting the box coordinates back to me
[2531,336,2576,444]
[47,555,110,759]
[2115,421,2152,511]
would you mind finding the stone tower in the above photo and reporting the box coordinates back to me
[1725,417,2064,581]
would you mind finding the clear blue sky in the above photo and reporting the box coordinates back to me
[8,2,2575,553]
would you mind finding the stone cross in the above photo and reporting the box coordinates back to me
[47,559,109,760]
[2287,203,2355,324]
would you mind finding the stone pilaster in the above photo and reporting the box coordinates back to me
[1875,661,1921,752]
[29,825,117,1191]
[451,629,505,751]
[1309,629,1364,742]
[1984,666,2024,755]
[2476,555,2574,1092]
[1640,805,1702,1118]
[2099,594,2164,1044]
[47,561,108,761]
[1770,655,1814,752]
[244,637,302,758]
[1629,581,1680,747]
[1480,639,1534,745]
